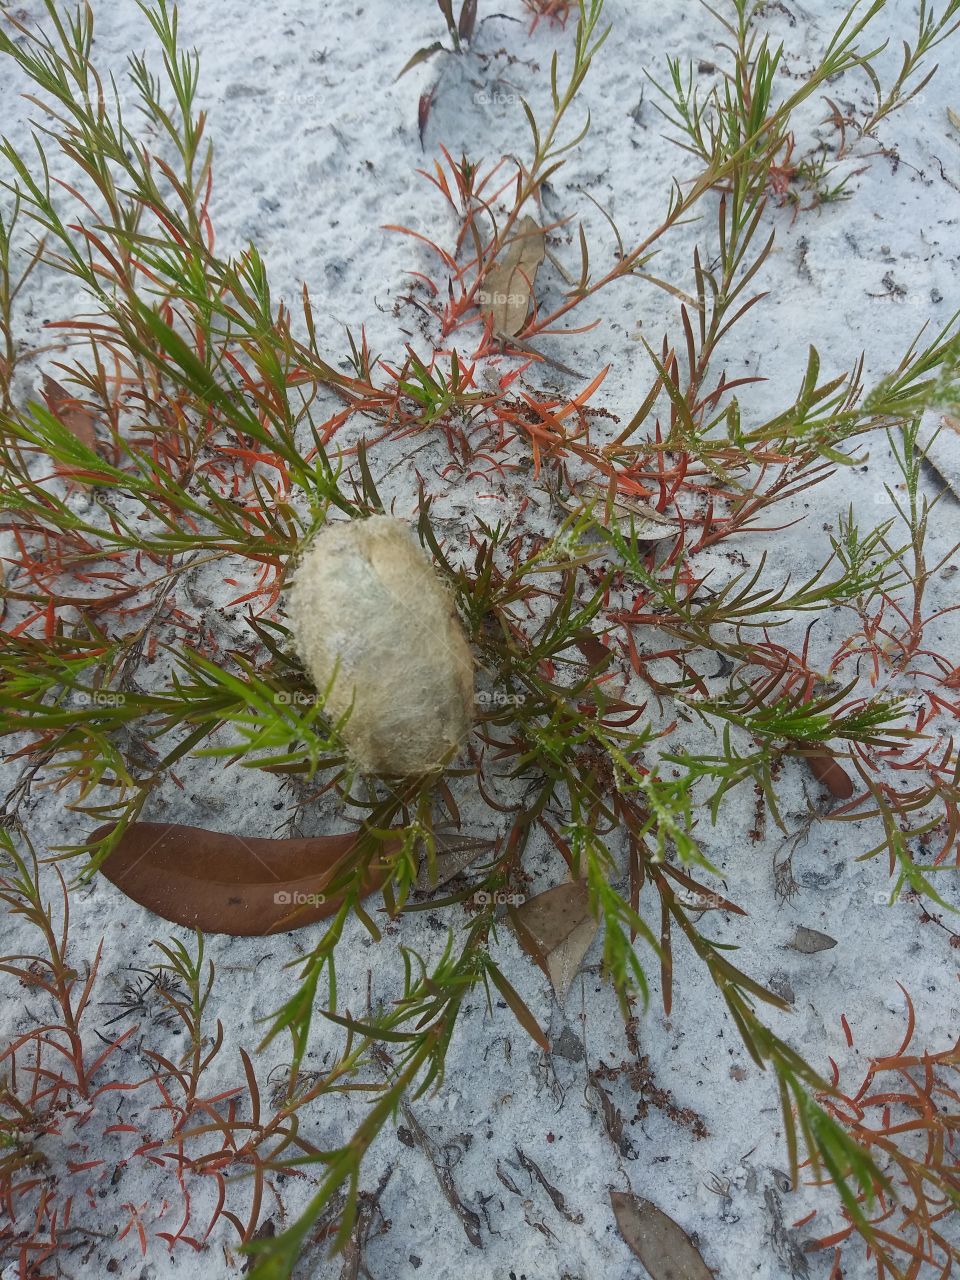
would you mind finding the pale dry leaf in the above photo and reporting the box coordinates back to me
[415,833,496,891]
[41,374,98,451]
[787,926,837,954]
[610,1190,713,1280]
[948,107,960,132]
[480,215,545,337]
[509,880,597,1003]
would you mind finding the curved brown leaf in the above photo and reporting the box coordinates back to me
[96,822,393,936]
[610,1190,714,1280]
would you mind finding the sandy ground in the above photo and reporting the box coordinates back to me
[2,1,960,1278]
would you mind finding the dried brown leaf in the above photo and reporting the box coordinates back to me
[515,1146,583,1224]
[96,821,392,935]
[588,1071,635,1158]
[787,926,838,954]
[574,629,614,668]
[509,880,597,1003]
[610,1190,713,1280]
[41,374,98,451]
[480,215,545,337]
[805,750,854,799]
[415,833,496,891]
[391,1077,483,1248]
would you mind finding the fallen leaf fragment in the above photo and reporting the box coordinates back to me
[96,821,393,936]
[509,880,597,1003]
[610,1189,713,1280]
[415,832,496,891]
[480,215,545,337]
[41,374,98,450]
[948,107,960,131]
[574,629,614,668]
[393,1087,482,1247]
[787,925,838,954]
[804,750,854,799]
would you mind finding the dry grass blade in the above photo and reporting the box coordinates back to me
[458,0,478,42]
[396,40,445,80]
[387,1064,482,1249]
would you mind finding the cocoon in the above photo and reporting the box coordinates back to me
[286,516,474,775]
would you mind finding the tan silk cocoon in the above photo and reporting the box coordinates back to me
[287,516,475,775]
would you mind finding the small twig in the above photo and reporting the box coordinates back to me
[339,1165,395,1280]
[374,1047,481,1248]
